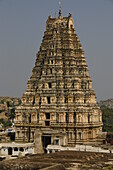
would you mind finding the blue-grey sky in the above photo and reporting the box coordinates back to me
[0,0,113,101]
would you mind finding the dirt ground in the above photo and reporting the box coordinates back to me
[0,151,113,170]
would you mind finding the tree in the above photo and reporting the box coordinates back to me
[1,100,4,104]
[6,101,10,112]
[9,108,15,122]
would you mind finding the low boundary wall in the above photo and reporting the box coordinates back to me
[47,144,113,154]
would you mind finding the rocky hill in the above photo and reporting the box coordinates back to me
[98,98,113,109]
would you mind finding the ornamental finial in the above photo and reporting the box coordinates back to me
[59,1,61,17]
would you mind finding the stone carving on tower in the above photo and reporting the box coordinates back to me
[15,8,103,147]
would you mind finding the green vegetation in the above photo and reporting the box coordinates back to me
[102,107,113,132]
[0,118,12,127]
[0,97,21,128]
[0,100,4,104]
[18,99,21,105]
[6,101,10,111]
[9,108,15,120]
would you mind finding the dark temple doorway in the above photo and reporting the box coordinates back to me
[8,147,12,155]
[42,135,51,153]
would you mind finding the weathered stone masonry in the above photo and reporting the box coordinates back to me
[15,10,103,148]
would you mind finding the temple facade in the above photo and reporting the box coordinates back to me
[15,10,103,148]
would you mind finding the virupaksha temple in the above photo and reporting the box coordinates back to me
[15,7,103,151]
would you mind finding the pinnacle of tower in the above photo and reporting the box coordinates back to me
[58,1,62,18]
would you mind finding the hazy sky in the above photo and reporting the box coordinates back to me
[0,0,113,101]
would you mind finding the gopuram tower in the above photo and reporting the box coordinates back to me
[15,7,103,147]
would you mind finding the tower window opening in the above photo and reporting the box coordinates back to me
[65,97,68,103]
[45,121,50,126]
[51,60,53,64]
[37,112,39,123]
[47,97,50,104]
[48,82,52,88]
[74,112,76,123]
[50,68,52,74]
[39,98,41,106]
[55,139,59,145]
[88,113,90,123]
[66,112,69,123]
[46,113,50,119]
[29,114,31,123]
[40,70,42,75]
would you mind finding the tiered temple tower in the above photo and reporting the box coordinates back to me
[15,9,103,147]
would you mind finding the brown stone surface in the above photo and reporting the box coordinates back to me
[0,151,113,170]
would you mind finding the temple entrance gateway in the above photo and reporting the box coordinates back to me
[42,135,51,152]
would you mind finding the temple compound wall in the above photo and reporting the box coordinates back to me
[0,143,34,157]
[15,10,103,151]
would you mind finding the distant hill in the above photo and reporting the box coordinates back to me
[98,98,113,109]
